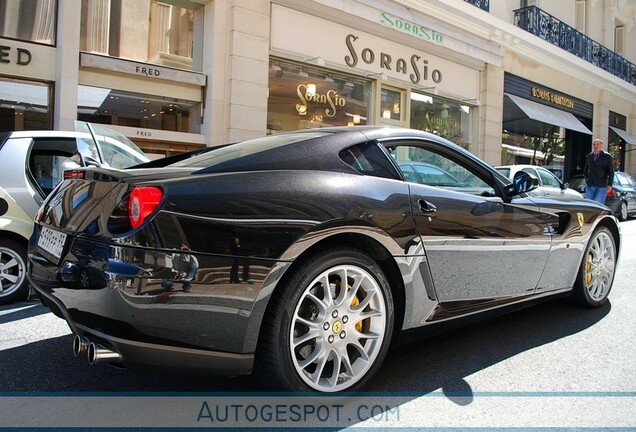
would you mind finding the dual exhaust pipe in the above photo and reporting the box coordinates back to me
[73,335,123,366]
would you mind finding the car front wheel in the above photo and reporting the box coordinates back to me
[257,248,394,393]
[571,227,616,307]
[0,239,29,305]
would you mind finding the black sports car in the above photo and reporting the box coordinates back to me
[27,126,620,393]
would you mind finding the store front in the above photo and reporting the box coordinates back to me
[609,111,636,172]
[0,35,57,131]
[267,5,485,150]
[77,53,206,157]
[502,73,593,181]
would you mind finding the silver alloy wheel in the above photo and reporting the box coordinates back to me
[289,264,387,392]
[584,230,616,302]
[0,246,27,297]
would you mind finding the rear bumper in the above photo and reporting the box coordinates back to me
[31,279,254,375]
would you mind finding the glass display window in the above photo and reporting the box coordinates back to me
[0,0,56,45]
[409,91,473,150]
[267,60,371,133]
[77,85,201,133]
[0,78,52,131]
[80,0,197,71]
[380,87,402,122]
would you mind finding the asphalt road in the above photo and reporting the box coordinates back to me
[1,220,635,429]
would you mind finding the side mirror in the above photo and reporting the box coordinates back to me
[512,171,539,194]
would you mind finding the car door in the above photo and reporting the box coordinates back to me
[382,140,554,306]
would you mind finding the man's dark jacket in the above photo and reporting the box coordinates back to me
[584,150,614,187]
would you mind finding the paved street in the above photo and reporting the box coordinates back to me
[1,220,635,429]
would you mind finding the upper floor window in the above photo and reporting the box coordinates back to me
[80,0,198,71]
[0,0,56,45]
[614,24,624,55]
[575,0,586,33]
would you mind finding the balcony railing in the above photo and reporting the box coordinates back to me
[514,6,636,86]
[464,0,489,12]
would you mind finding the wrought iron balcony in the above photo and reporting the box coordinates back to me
[514,6,636,86]
[464,0,489,12]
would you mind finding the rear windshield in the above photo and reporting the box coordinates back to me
[171,132,329,168]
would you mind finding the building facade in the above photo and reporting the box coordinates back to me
[1,0,635,179]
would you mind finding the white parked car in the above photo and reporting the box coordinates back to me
[495,164,584,199]
[0,122,149,304]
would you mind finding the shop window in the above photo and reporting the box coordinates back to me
[409,91,473,150]
[380,88,402,123]
[267,60,371,133]
[77,85,201,133]
[0,78,52,131]
[80,0,197,70]
[0,0,56,45]
[608,111,627,171]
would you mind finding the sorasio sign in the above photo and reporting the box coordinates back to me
[378,12,444,44]
[344,34,443,85]
[296,84,346,118]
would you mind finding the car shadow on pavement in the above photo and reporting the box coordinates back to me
[0,296,609,396]
[0,299,52,325]
[369,297,611,397]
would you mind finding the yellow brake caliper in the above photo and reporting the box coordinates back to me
[349,285,363,332]
[336,280,364,332]
[586,252,593,285]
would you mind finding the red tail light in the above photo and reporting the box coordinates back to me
[128,186,164,229]
[64,170,85,179]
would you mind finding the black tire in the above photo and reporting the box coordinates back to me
[571,227,616,307]
[0,239,29,305]
[618,201,628,221]
[256,248,394,393]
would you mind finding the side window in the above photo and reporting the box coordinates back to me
[537,168,560,188]
[338,142,401,180]
[397,163,419,183]
[384,142,494,196]
[29,139,82,196]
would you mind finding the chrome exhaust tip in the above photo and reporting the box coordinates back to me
[72,335,90,358]
[87,342,123,366]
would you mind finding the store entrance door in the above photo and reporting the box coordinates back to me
[564,131,591,182]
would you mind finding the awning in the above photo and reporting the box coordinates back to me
[504,93,592,135]
[609,126,636,145]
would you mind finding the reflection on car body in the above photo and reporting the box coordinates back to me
[495,164,583,199]
[27,126,620,393]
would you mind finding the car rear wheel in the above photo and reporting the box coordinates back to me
[0,239,29,305]
[618,201,628,221]
[257,248,394,393]
[571,227,616,307]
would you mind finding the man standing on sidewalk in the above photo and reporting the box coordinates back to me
[583,138,614,204]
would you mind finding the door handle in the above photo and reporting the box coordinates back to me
[418,199,437,213]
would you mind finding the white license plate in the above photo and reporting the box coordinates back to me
[37,227,67,260]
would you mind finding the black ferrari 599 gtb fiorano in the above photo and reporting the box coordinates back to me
[27,126,620,393]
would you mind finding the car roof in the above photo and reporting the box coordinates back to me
[175,126,488,176]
